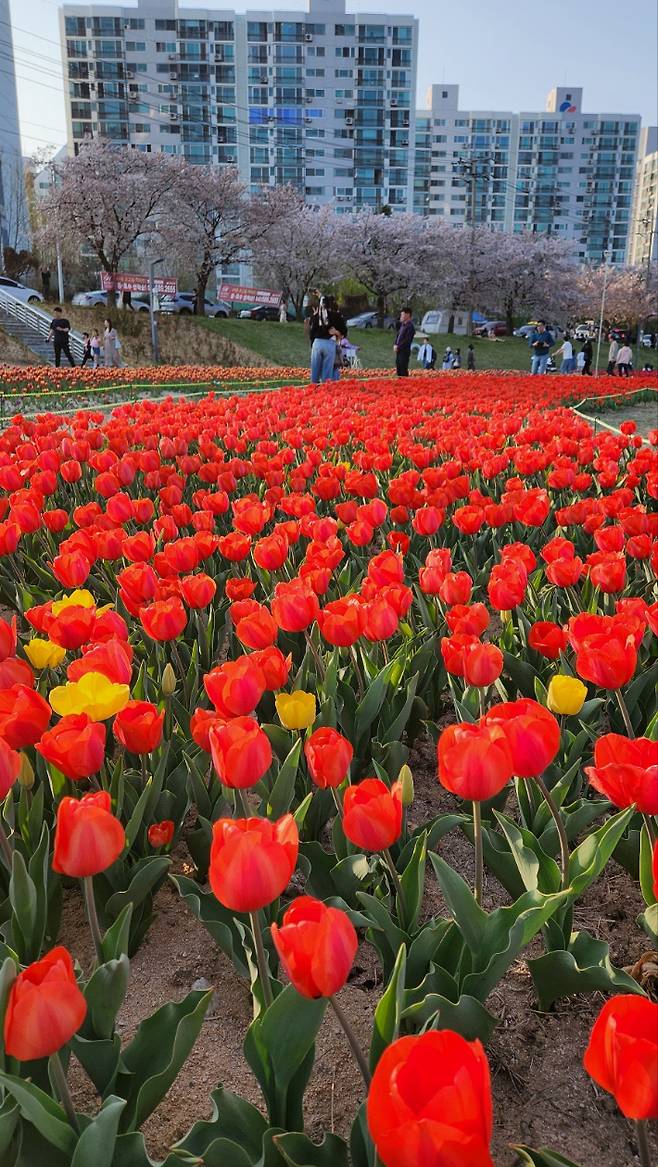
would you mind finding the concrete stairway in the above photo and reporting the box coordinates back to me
[0,306,56,362]
[0,289,84,365]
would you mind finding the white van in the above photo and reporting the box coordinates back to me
[420,308,468,335]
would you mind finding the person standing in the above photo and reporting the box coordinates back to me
[41,266,51,298]
[606,335,619,376]
[417,340,435,369]
[441,346,453,370]
[529,320,553,374]
[467,343,476,371]
[580,337,593,375]
[80,332,93,367]
[393,308,415,377]
[453,347,462,369]
[309,295,347,384]
[90,330,102,368]
[103,318,122,367]
[554,333,575,373]
[47,306,75,367]
[615,341,632,377]
[122,289,133,311]
[278,296,288,324]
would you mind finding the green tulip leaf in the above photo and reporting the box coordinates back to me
[71,1095,126,1167]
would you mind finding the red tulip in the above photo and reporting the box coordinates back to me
[271,896,358,998]
[139,597,187,641]
[342,778,403,852]
[53,791,125,877]
[0,656,35,689]
[574,630,637,690]
[47,604,96,650]
[3,946,87,1061]
[317,597,366,646]
[584,734,658,814]
[528,621,567,660]
[204,656,266,717]
[445,603,490,638]
[235,605,278,649]
[67,637,133,685]
[304,726,353,789]
[484,699,560,778]
[463,642,503,687]
[52,551,91,589]
[271,580,320,632]
[36,714,106,780]
[148,820,175,849]
[437,720,513,801]
[0,616,17,663]
[439,572,473,606]
[250,646,292,690]
[0,737,21,799]
[367,1030,494,1167]
[209,814,298,912]
[114,700,164,754]
[584,995,658,1120]
[209,716,272,789]
[0,684,51,749]
[180,573,217,609]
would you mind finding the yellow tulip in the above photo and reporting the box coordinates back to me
[51,589,96,616]
[24,639,66,670]
[547,675,587,716]
[161,662,177,697]
[49,671,130,722]
[275,691,317,731]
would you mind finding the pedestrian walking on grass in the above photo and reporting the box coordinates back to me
[606,335,619,376]
[393,307,415,377]
[615,342,632,377]
[103,318,122,368]
[309,295,347,383]
[467,343,476,371]
[554,334,576,373]
[580,337,593,375]
[47,306,75,367]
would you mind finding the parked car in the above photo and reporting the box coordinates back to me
[346,311,397,330]
[159,293,230,317]
[514,322,563,340]
[0,276,43,305]
[71,290,151,312]
[238,305,294,321]
[640,332,653,348]
[474,320,508,337]
[573,321,599,340]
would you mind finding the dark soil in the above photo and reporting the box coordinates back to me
[60,737,656,1167]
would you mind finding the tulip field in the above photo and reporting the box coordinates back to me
[0,371,655,1167]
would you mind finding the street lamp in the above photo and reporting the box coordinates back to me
[149,258,164,365]
[594,248,611,377]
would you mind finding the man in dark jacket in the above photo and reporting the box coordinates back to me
[394,308,415,377]
[47,306,75,367]
[528,320,553,374]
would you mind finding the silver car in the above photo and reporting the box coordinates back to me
[0,276,43,304]
[71,290,151,312]
[159,292,230,317]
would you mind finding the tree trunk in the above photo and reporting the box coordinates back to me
[376,292,386,329]
[505,299,515,336]
[195,269,210,315]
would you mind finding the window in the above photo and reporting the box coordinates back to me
[336,24,355,35]
[215,22,234,40]
[248,22,268,41]
[65,15,86,36]
[133,123,150,133]
[128,19,145,30]
[155,19,176,31]
[126,42,146,52]
[156,42,177,53]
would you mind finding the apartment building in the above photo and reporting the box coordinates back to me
[59,0,418,213]
[415,84,641,265]
[629,126,657,267]
[0,0,28,253]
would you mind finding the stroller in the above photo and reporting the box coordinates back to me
[340,338,361,370]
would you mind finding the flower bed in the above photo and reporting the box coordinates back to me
[0,375,655,1167]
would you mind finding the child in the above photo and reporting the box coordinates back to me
[467,344,475,371]
[453,347,462,369]
[80,333,92,367]
[90,330,102,368]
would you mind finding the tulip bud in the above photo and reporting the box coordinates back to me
[19,752,35,789]
[547,675,587,716]
[161,662,176,697]
[398,763,414,807]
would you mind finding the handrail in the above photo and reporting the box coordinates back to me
[0,288,86,361]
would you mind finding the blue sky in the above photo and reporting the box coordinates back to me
[8,0,658,156]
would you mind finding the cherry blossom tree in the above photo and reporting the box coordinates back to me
[41,140,178,305]
[576,264,657,336]
[253,189,343,319]
[487,232,580,331]
[339,210,427,325]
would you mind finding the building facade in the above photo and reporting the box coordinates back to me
[629,126,657,267]
[59,0,418,213]
[0,0,29,255]
[415,84,641,265]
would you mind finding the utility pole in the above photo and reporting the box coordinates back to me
[50,165,64,302]
[149,258,164,364]
[455,154,491,336]
[634,206,655,365]
[594,248,611,377]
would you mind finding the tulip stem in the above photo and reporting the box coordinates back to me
[472,800,483,907]
[635,1120,651,1167]
[0,820,13,869]
[329,995,371,1087]
[350,647,365,701]
[304,630,325,681]
[233,787,250,817]
[171,640,186,682]
[383,848,407,920]
[535,775,570,891]
[615,690,634,738]
[82,876,104,966]
[643,814,658,846]
[331,787,343,819]
[249,910,273,1010]
[49,1051,79,1132]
